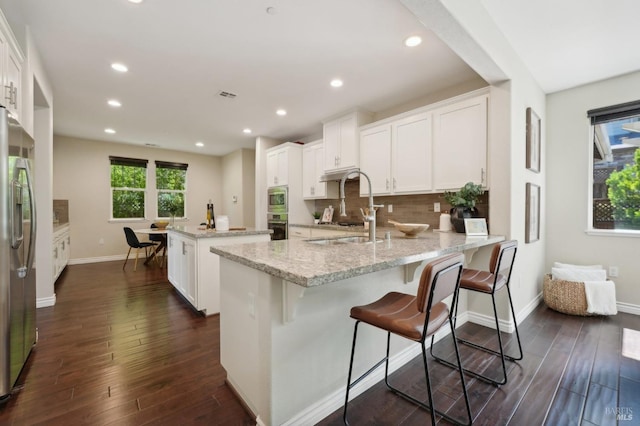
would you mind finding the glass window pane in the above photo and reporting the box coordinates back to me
[157,192,184,218]
[156,167,186,190]
[112,190,145,219]
[592,114,640,231]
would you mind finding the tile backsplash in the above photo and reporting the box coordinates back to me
[314,180,490,231]
[53,199,69,224]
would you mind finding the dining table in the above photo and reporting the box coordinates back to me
[134,228,168,267]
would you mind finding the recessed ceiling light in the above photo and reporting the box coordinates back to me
[404,36,422,47]
[330,79,343,88]
[195,142,204,147]
[108,99,122,107]
[128,0,144,3]
[276,109,287,116]
[243,128,252,134]
[111,63,128,73]
[105,128,116,134]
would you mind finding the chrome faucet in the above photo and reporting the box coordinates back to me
[339,169,383,243]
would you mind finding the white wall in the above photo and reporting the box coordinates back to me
[403,0,547,323]
[53,136,223,262]
[222,148,255,228]
[546,71,640,313]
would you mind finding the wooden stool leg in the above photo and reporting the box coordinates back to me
[123,247,132,270]
[134,248,139,271]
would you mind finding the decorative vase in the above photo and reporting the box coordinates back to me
[314,219,320,224]
[450,207,479,233]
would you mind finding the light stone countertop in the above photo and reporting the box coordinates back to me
[210,229,505,287]
[168,225,272,239]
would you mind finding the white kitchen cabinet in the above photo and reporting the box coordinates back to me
[167,228,271,315]
[302,140,338,199]
[266,142,303,189]
[432,95,487,190]
[323,110,372,173]
[0,19,23,122]
[52,225,70,282]
[360,112,432,196]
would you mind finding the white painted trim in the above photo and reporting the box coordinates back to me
[69,255,127,265]
[36,294,56,308]
[617,302,640,316]
[466,292,543,334]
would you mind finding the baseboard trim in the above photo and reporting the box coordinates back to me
[466,292,543,333]
[69,255,127,265]
[617,302,640,315]
[36,294,56,308]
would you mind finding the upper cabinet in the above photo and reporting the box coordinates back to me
[432,95,488,190]
[302,140,338,199]
[266,142,302,189]
[323,110,372,173]
[360,112,433,196]
[359,91,488,196]
[0,15,23,122]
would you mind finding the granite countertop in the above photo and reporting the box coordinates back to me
[210,229,504,287]
[168,225,272,239]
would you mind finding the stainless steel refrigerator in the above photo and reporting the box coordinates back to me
[0,106,36,400]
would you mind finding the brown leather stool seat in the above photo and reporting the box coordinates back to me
[343,253,472,426]
[432,240,522,386]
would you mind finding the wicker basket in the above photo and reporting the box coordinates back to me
[543,274,597,316]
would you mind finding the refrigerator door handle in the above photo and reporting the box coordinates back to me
[12,157,37,277]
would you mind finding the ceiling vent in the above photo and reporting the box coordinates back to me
[218,90,237,99]
[145,143,159,147]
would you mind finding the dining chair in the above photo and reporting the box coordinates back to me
[149,223,167,267]
[123,227,158,271]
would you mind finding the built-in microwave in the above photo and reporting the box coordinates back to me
[267,186,287,213]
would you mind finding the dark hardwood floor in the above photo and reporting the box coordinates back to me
[1,261,638,425]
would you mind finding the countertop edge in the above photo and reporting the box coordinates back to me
[169,227,272,239]
[211,234,505,287]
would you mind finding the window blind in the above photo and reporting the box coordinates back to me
[109,156,148,167]
[587,100,640,124]
[155,161,188,170]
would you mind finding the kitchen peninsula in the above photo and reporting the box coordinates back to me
[210,230,504,425]
[166,226,272,315]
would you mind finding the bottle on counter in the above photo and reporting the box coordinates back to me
[207,200,216,229]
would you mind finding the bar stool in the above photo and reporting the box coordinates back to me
[432,240,521,386]
[343,253,472,426]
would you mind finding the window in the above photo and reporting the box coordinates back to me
[156,161,187,218]
[110,156,148,219]
[588,101,640,232]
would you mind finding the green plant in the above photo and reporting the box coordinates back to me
[606,149,640,229]
[443,182,484,209]
[312,211,322,220]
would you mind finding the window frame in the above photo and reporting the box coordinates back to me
[586,101,640,237]
[109,156,149,221]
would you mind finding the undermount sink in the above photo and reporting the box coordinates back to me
[306,236,382,245]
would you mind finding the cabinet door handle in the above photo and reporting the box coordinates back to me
[182,241,186,255]
[481,168,485,185]
[393,178,397,190]
[12,86,17,109]
[5,82,12,104]
[386,179,389,190]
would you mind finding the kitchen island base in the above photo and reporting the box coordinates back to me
[220,257,459,425]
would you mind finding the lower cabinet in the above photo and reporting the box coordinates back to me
[167,231,271,315]
[52,225,70,282]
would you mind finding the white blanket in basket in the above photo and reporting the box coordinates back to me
[584,280,618,315]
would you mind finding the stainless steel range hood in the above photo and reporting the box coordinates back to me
[319,167,360,182]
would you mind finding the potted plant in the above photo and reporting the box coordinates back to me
[443,182,484,233]
[312,211,322,225]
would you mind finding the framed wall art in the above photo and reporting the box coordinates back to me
[525,183,540,243]
[464,218,488,236]
[526,107,541,173]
